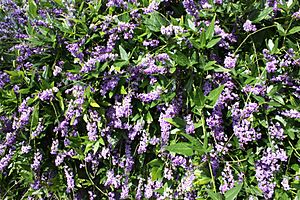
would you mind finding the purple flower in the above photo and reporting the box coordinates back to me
[292,10,300,19]
[51,139,59,155]
[31,150,42,171]
[87,122,98,141]
[269,122,285,140]
[255,147,287,199]
[266,60,277,73]
[105,170,121,188]
[281,109,300,119]
[39,89,54,101]
[64,166,75,193]
[243,20,257,32]
[224,54,237,69]
[53,65,62,76]
[143,1,160,14]
[0,150,14,171]
[220,163,235,193]
[32,120,44,137]
[137,89,161,103]
[182,0,199,18]
[281,178,290,191]
[184,114,195,134]
[143,39,160,47]
[0,71,10,88]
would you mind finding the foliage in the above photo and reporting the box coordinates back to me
[0,0,300,199]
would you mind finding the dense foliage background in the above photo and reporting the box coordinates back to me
[0,0,300,199]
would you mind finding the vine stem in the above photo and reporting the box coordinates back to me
[208,160,217,193]
[84,161,108,196]
[234,24,277,55]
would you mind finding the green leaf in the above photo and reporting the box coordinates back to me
[144,12,168,32]
[28,0,38,18]
[146,111,153,123]
[188,19,197,32]
[206,15,216,40]
[30,103,39,136]
[207,189,222,200]
[165,142,193,156]
[194,87,205,107]
[287,26,300,35]
[119,45,129,61]
[275,22,285,36]
[164,117,186,128]
[207,85,225,107]
[206,37,221,48]
[90,101,100,108]
[200,31,206,48]
[147,159,164,167]
[93,141,100,154]
[151,166,163,180]
[224,184,242,200]
[253,7,273,22]
[173,51,189,66]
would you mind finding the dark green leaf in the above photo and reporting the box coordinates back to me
[165,142,193,156]
[287,26,300,35]
[206,15,216,40]
[164,117,186,128]
[206,37,221,48]
[224,184,242,200]
[207,85,225,107]
[253,7,273,22]
[119,45,129,61]
[28,0,38,18]
[207,189,222,200]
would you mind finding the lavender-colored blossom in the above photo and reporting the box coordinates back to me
[5,132,16,146]
[55,153,66,166]
[292,10,300,19]
[255,147,287,199]
[128,119,144,140]
[281,109,300,119]
[224,54,237,68]
[105,170,121,188]
[21,144,31,154]
[32,120,44,137]
[243,84,266,96]
[159,97,182,145]
[0,72,10,88]
[269,122,285,140]
[143,39,160,47]
[232,102,261,146]
[64,166,75,193]
[88,191,97,200]
[53,65,62,76]
[51,139,59,155]
[243,20,257,32]
[0,150,14,171]
[143,1,160,14]
[31,150,42,171]
[182,0,199,18]
[138,131,148,154]
[136,179,143,200]
[39,89,54,101]
[220,163,235,193]
[137,89,161,103]
[66,42,84,60]
[100,74,120,96]
[184,114,195,134]
[144,178,154,199]
[120,183,129,199]
[87,122,98,141]
[281,178,290,191]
